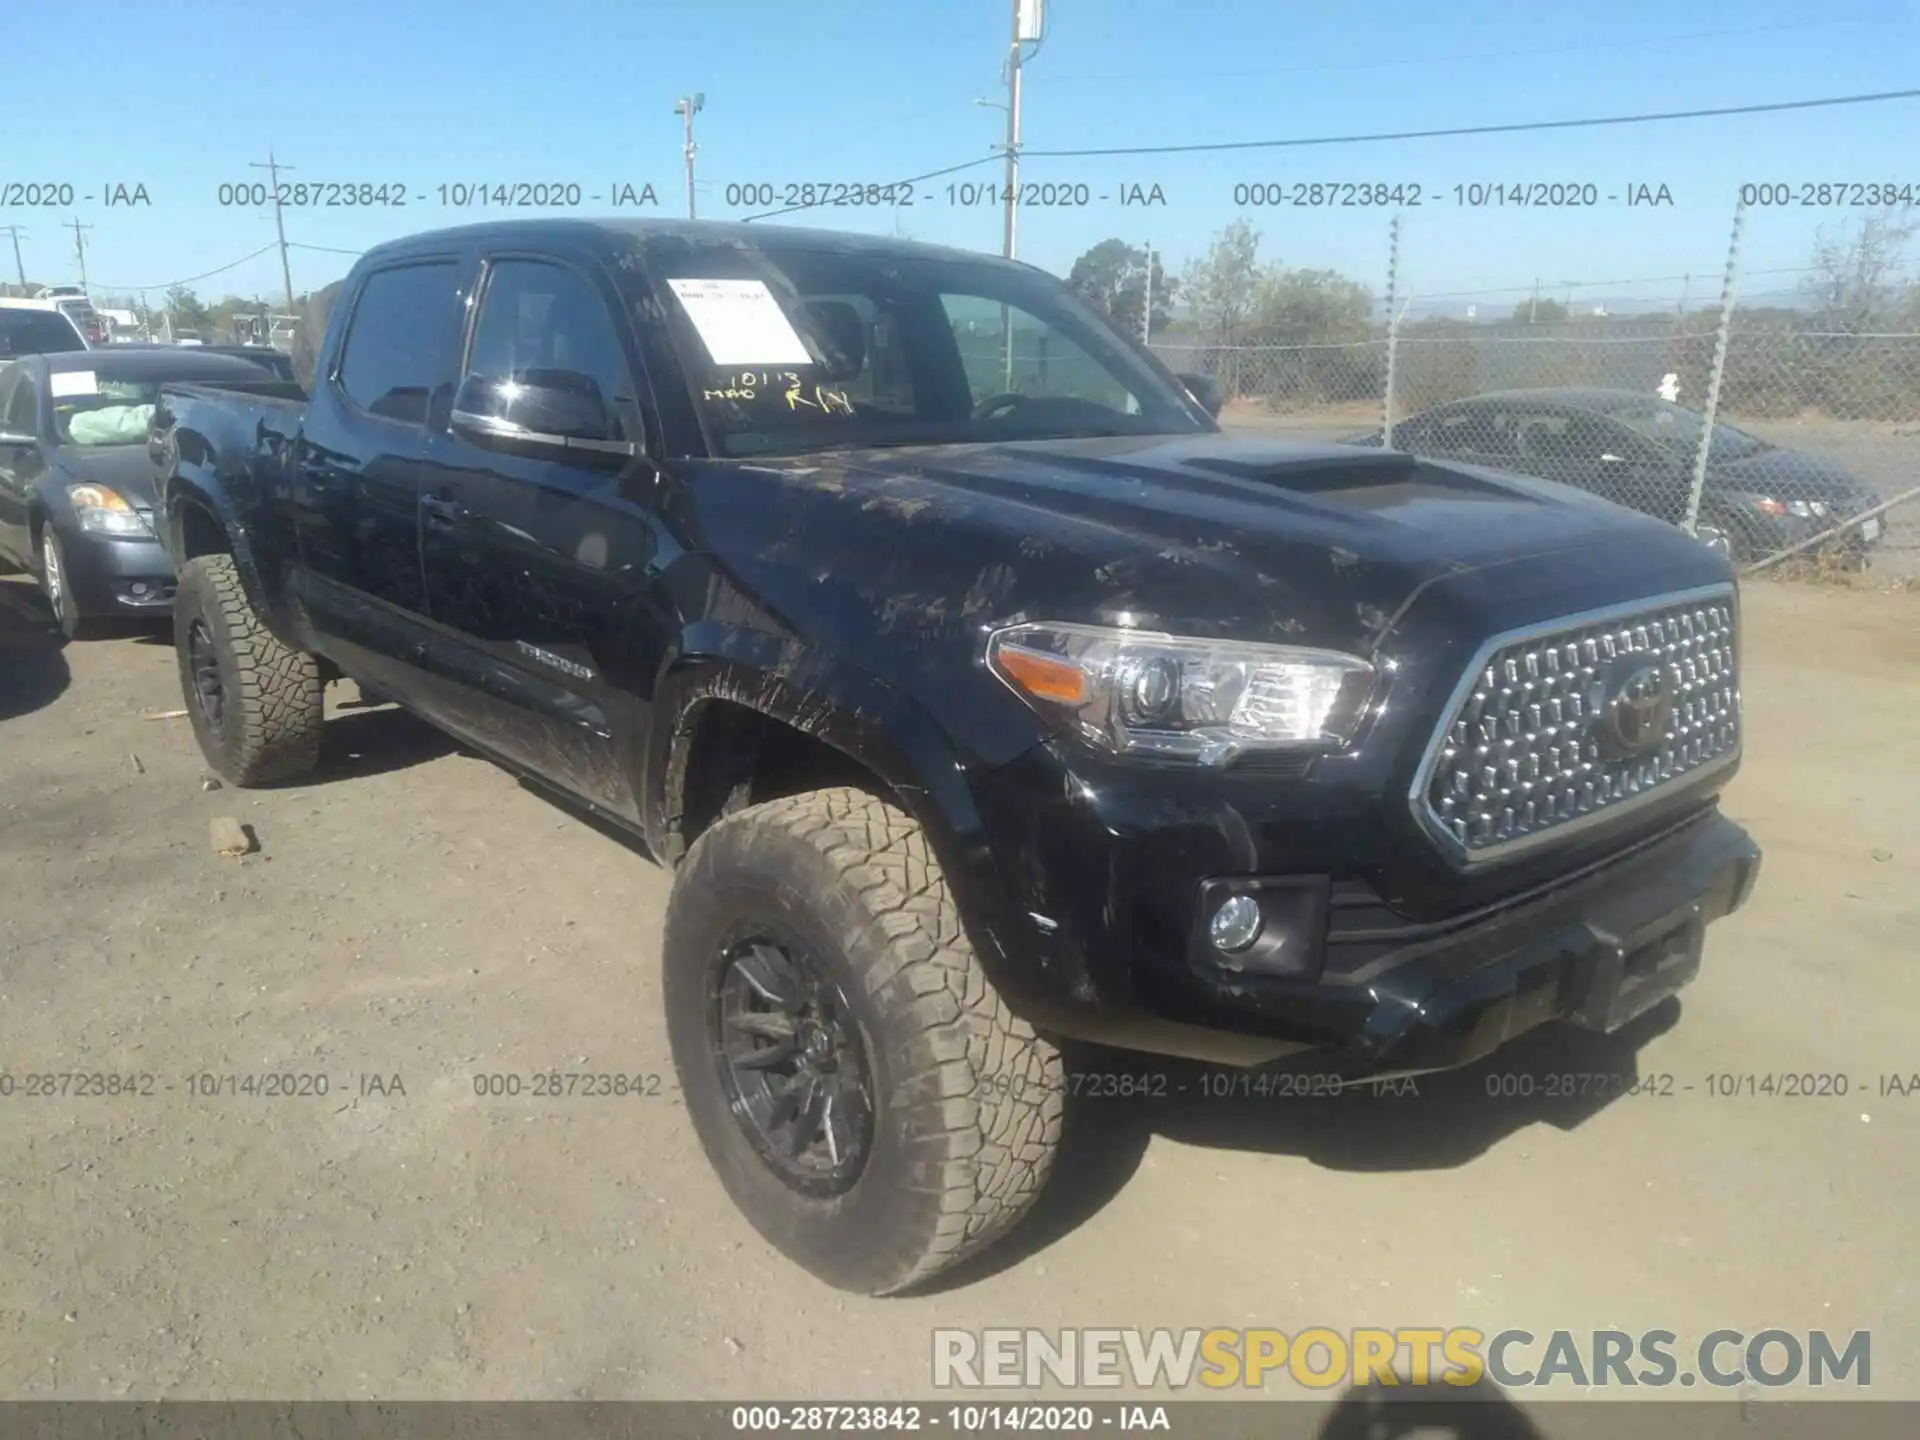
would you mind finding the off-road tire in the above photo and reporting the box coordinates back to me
[664,787,1065,1295]
[173,554,323,785]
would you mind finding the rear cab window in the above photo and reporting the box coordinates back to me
[334,263,465,425]
[0,309,87,358]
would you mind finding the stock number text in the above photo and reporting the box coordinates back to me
[217,181,408,207]
[1234,182,1423,207]
[1740,182,1917,208]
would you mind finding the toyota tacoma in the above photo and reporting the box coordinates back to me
[149,219,1762,1295]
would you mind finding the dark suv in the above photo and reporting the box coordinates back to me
[151,219,1762,1295]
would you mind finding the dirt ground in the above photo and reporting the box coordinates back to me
[0,574,1915,1402]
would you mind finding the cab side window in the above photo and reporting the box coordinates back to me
[465,260,638,443]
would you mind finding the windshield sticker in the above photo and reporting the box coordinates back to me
[49,370,99,397]
[702,369,854,415]
[666,278,812,366]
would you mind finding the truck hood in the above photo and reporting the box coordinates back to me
[689,433,1727,660]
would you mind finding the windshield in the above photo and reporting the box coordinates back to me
[51,376,164,447]
[1601,396,1769,461]
[644,238,1210,458]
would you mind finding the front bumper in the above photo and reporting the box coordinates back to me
[968,742,1760,1072]
[1308,809,1759,1077]
[59,526,176,617]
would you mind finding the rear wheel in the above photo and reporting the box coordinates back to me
[664,787,1064,1295]
[173,554,323,785]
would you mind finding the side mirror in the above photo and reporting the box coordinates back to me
[449,372,637,463]
[1176,371,1224,419]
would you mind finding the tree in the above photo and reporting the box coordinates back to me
[1067,238,1176,339]
[1181,219,1263,346]
[164,285,215,335]
[1803,211,1917,328]
[1251,267,1372,343]
[1510,297,1569,325]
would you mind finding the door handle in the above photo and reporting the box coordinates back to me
[421,494,468,528]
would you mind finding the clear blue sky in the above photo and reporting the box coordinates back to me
[4,0,1917,313]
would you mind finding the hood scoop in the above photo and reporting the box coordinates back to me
[1182,449,1492,496]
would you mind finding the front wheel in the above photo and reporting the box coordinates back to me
[663,787,1065,1295]
[173,553,324,785]
[38,528,108,640]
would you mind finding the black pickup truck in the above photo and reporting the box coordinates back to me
[151,219,1761,1295]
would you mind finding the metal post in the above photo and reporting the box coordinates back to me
[1140,241,1153,345]
[1683,200,1746,536]
[1001,0,1024,261]
[678,99,699,220]
[68,218,93,291]
[250,150,297,309]
[1382,214,1402,448]
[4,226,25,288]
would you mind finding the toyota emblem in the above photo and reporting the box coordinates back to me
[1601,664,1674,757]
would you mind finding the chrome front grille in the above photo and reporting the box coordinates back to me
[1414,586,1740,864]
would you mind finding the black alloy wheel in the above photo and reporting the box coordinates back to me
[710,933,875,1196]
[187,617,227,739]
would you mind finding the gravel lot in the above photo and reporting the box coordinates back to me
[0,574,1915,1402]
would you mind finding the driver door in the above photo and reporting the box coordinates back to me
[415,249,665,818]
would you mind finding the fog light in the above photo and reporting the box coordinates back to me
[1209,894,1264,953]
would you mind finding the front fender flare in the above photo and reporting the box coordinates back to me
[647,626,1051,1009]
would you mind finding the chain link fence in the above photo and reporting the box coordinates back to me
[1154,223,1920,584]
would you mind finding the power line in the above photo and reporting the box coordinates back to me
[90,243,280,293]
[1041,16,1881,84]
[1021,87,1920,158]
[739,153,1003,223]
[288,241,365,256]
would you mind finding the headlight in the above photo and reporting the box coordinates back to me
[67,482,153,537]
[985,621,1376,764]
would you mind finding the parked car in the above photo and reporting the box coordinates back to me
[192,344,299,383]
[0,299,89,357]
[151,219,1760,1295]
[1344,389,1884,563]
[0,348,293,637]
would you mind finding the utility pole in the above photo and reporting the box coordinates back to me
[1527,277,1540,325]
[1000,0,1025,260]
[1140,241,1153,345]
[249,149,298,309]
[3,225,25,290]
[675,94,705,220]
[68,218,93,292]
